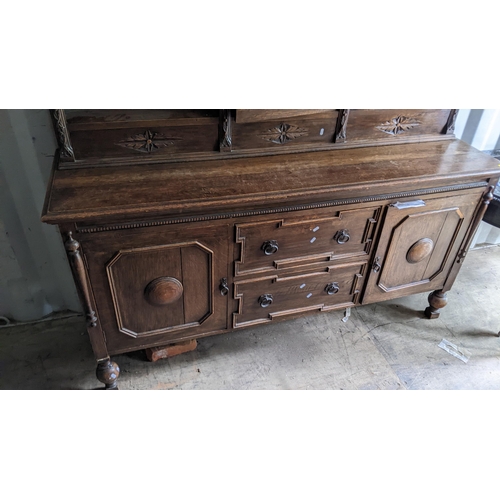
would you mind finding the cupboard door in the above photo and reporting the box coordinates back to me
[80,221,230,354]
[362,190,483,304]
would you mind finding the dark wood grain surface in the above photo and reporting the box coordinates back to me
[41,110,500,388]
[42,140,500,224]
[362,189,483,304]
[347,109,452,143]
[235,109,332,123]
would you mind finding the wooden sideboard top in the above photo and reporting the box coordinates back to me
[42,140,500,224]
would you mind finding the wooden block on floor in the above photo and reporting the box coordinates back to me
[145,340,197,362]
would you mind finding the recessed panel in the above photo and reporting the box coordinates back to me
[107,242,212,337]
[378,208,463,291]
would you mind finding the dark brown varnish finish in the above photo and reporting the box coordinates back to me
[42,110,500,389]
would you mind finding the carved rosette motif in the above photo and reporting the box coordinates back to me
[376,116,420,136]
[116,130,180,153]
[52,110,75,159]
[261,123,308,144]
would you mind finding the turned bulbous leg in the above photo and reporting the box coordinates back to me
[96,358,120,390]
[424,290,448,319]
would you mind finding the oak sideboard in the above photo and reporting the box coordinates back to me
[42,109,500,389]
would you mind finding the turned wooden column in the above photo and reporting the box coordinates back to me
[64,231,98,327]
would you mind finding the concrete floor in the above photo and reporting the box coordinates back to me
[1,245,500,390]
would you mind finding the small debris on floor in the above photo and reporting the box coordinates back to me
[438,339,470,364]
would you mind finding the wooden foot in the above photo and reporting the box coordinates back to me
[96,358,120,390]
[424,290,448,319]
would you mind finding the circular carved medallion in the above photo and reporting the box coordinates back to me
[144,277,183,306]
[406,238,434,264]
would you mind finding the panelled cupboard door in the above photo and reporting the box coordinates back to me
[79,221,230,354]
[361,189,484,304]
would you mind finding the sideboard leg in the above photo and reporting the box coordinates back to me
[424,290,448,319]
[96,358,120,390]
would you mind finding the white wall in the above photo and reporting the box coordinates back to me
[454,109,500,247]
[0,110,81,322]
[455,109,500,151]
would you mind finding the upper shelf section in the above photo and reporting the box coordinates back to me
[52,109,458,167]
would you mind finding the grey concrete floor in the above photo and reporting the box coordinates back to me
[1,246,500,390]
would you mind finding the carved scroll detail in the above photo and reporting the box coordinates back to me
[335,109,350,142]
[443,109,458,134]
[261,123,308,144]
[116,130,180,153]
[376,116,420,135]
[64,232,98,327]
[51,110,75,160]
[220,109,232,152]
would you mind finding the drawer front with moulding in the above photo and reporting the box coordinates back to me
[233,260,367,328]
[235,205,381,276]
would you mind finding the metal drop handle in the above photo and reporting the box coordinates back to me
[325,282,340,295]
[219,278,229,296]
[258,294,274,308]
[261,240,279,255]
[334,229,350,244]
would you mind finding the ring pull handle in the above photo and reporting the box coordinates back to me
[325,282,340,295]
[261,240,279,255]
[372,256,382,273]
[219,278,229,296]
[258,294,274,308]
[334,229,350,244]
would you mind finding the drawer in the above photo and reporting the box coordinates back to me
[233,261,367,328]
[235,206,381,276]
[231,110,339,151]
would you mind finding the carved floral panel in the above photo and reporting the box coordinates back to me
[376,116,420,136]
[116,130,180,153]
[261,123,308,144]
